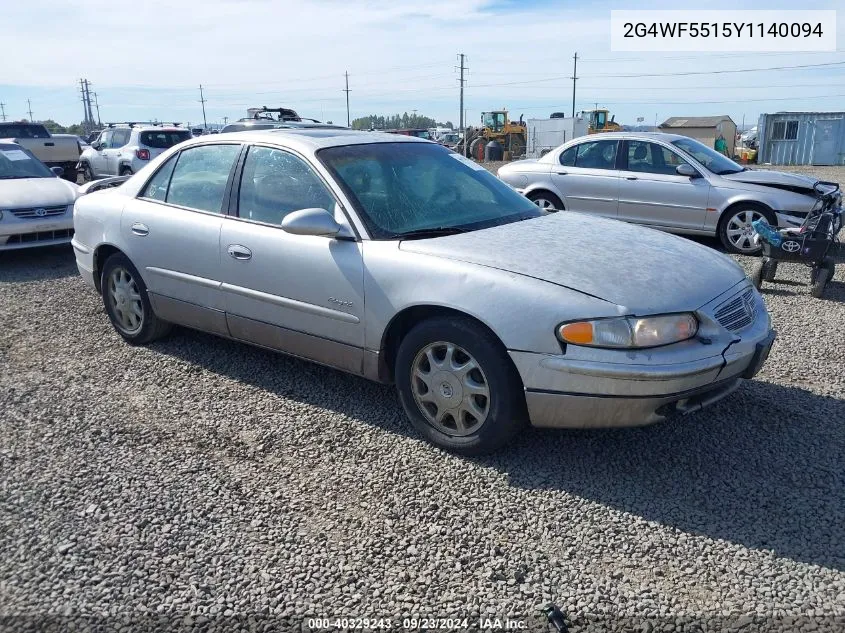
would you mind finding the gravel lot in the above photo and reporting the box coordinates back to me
[2,169,845,631]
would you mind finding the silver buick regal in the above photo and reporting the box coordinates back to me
[497,132,841,255]
[72,130,775,454]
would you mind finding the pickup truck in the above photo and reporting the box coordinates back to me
[0,123,80,182]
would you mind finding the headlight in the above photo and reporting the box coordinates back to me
[558,313,698,349]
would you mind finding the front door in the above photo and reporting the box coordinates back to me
[120,143,243,335]
[553,138,620,217]
[219,144,365,374]
[812,119,843,166]
[90,129,111,176]
[616,140,711,230]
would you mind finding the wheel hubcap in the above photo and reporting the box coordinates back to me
[108,267,144,335]
[533,198,557,211]
[411,341,490,436]
[726,210,764,252]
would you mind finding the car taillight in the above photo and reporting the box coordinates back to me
[135,149,150,160]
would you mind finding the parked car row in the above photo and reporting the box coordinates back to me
[0,122,81,182]
[67,129,778,454]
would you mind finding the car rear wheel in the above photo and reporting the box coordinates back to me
[527,191,563,212]
[119,166,133,176]
[719,205,771,254]
[101,253,171,345]
[395,316,526,455]
[81,162,94,182]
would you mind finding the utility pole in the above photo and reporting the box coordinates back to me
[84,81,95,126]
[80,79,89,127]
[93,92,102,125]
[27,99,34,121]
[0,102,6,122]
[223,116,228,126]
[457,53,467,133]
[343,72,350,127]
[570,52,578,118]
[198,85,208,130]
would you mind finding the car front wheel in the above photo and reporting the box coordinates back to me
[101,253,171,345]
[395,316,526,455]
[527,191,564,212]
[719,206,771,254]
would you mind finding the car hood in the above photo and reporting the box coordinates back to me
[399,212,746,314]
[720,169,825,194]
[0,177,78,208]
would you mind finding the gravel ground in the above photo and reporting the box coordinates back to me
[2,189,845,631]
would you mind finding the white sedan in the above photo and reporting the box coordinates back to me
[0,142,78,251]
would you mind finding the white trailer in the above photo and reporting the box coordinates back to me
[526,116,589,158]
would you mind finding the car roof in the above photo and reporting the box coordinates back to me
[205,128,430,152]
[572,131,690,143]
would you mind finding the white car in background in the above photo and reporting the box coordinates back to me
[0,142,78,250]
[78,124,191,180]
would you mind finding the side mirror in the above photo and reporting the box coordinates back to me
[50,166,64,177]
[91,142,101,150]
[676,164,700,178]
[281,208,342,237]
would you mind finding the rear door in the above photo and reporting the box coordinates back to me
[219,144,365,374]
[553,139,620,217]
[616,140,710,230]
[105,128,131,174]
[120,142,242,335]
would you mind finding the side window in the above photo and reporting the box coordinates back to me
[238,146,336,225]
[140,154,178,202]
[98,130,113,149]
[574,140,617,170]
[627,141,689,175]
[166,144,241,213]
[559,146,576,167]
[111,129,131,148]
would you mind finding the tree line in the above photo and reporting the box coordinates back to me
[351,113,453,131]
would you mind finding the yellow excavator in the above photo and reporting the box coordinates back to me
[467,110,526,159]
[583,109,622,134]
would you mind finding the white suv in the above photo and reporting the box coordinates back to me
[78,124,191,180]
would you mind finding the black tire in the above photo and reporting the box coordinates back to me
[750,261,765,290]
[527,190,564,212]
[469,137,485,161]
[810,258,835,299]
[100,253,172,345]
[81,162,94,182]
[762,259,778,281]
[395,316,526,455]
[119,166,133,176]
[718,204,774,255]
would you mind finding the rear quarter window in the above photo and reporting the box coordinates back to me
[140,131,192,149]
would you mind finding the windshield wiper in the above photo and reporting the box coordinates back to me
[392,226,469,240]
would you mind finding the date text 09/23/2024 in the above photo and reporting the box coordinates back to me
[306,617,528,630]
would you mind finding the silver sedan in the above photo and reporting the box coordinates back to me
[72,130,775,454]
[497,132,841,254]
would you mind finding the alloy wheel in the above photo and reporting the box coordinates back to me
[108,267,144,335]
[532,198,558,211]
[411,341,490,436]
[726,209,765,253]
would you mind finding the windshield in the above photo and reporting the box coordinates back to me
[0,124,50,139]
[671,137,744,175]
[319,142,540,239]
[140,130,191,148]
[0,144,54,178]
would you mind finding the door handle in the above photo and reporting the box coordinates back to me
[45,142,55,146]
[227,244,252,260]
[625,176,638,180]
[131,222,149,236]
[556,171,568,175]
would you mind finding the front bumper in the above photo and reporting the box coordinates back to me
[512,284,775,429]
[0,212,74,251]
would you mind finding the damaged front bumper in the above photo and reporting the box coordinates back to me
[510,283,775,429]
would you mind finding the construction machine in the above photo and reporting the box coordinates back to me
[582,109,621,134]
[465,110,526,159]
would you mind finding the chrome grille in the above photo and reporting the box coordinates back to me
[9,205,68,219]
[714,288,757,332]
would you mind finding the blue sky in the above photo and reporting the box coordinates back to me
[1,0,843,129]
